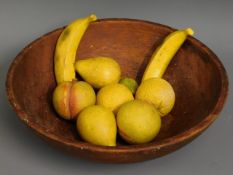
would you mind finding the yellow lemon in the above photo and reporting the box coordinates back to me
[136,78,175,116]
[117,100,161,144]
[97,84,134,113]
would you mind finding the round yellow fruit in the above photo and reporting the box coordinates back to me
[53,81,96,120]
[117,100,161,144]
[97,83,134,113]
[136,78,175,116]
[75,57,121,89]
[77,105,117,146]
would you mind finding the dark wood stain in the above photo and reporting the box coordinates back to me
[6,19,228,163]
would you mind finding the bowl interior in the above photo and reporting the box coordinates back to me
[8,19,223,147]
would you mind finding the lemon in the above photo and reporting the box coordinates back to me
[117,100,161,144]
[136,78,175,116]
[77,105,117,146]
[97,83,134,113]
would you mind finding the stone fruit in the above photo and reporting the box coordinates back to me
[136,78,175,116]
[75,57,121,89]
[119,77,138,94]
[54,14,97,84]
[97,83,134,113]
[117,100,161,144]
[77,105,117,146]
[53,81,96,120]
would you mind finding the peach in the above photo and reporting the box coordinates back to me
[52,81,96,120]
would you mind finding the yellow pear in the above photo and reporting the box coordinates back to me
[75,57,121,89]
[77,105,117,146]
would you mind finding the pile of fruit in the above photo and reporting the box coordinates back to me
[52,14,194,146]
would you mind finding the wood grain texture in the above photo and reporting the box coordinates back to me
[6,19,228,163]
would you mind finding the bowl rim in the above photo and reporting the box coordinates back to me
[6,18,229,154]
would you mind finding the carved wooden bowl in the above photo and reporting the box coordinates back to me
[6,19,228,163]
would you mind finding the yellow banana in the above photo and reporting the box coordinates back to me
[54,14,97,84]
[142,28,194,81]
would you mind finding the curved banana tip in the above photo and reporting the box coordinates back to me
[89,14,97,21]
[185,28,194,36]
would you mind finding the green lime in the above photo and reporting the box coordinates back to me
[119,78,138,94]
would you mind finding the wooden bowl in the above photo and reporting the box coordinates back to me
[6,19,228,163]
